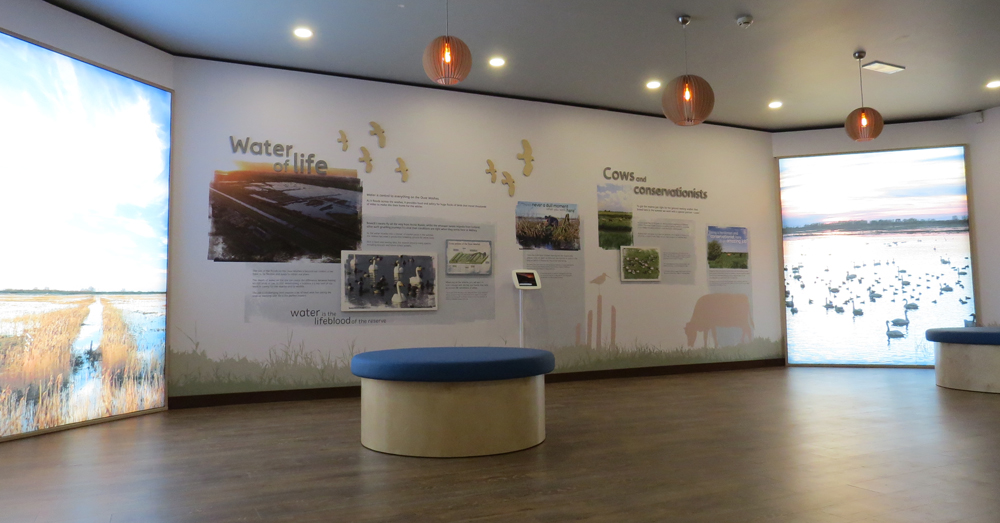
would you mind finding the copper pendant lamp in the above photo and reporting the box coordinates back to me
[662,15,714,126]
[845,50,884,141]
[423,0,471,86]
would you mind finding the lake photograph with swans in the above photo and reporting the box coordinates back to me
[779,146,975,365]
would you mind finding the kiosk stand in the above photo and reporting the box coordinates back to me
[512,270,541,348]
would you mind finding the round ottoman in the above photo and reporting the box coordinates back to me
[351,347,555,457]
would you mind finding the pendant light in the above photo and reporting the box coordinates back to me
[845,50,884,141]
[662,15,715,126]
[422,0,471,86]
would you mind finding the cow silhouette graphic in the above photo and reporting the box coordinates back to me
[684,293,754,348]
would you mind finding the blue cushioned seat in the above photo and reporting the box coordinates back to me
[351,347,555,382]
[926,327,1000,345]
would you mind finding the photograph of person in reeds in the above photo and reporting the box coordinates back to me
[515,201,581,251]
[0,31,170,438]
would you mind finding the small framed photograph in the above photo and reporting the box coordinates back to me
[342,251,438,311]
[620,246,661,282]
[445,240,492,275]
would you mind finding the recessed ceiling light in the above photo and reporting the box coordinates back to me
[768,101,783,109]
[489,57,505,67]
[293,27,313,39]
[646,80,661,89]
[987,80,1000,89]
[862,61,905,74]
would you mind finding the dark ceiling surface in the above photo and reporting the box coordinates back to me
[42,0,1000,131]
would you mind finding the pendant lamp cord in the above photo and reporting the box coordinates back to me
[683,25,689,75]
[446,0,450,38]
[858,58,865,107]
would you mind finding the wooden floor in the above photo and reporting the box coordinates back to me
[2,367,1000,523]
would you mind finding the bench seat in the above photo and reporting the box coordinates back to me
[351,347,556,457]
[925,328,1000,394]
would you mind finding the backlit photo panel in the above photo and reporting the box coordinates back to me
[779,147,974,365]
[0,31,170,439]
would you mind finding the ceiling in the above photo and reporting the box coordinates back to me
[44,0,1000,131]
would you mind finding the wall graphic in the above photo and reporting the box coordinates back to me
[208,142,363,263]
[0,31,170,438]
[779,146,975,365]
[168,59,783,397]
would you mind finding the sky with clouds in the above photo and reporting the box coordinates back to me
[779,146,968,228]
[597,183,631,213]
[0,32,171,292]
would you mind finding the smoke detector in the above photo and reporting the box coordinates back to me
[736,15,753,28]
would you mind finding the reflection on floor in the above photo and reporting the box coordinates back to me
[1,367,999,522]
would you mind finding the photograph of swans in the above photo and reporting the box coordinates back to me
[779,146,975,365]
[341,252,437,311]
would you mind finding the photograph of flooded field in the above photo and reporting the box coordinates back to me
[0,30,170,438]
[0,294,166,438]
[342,252,437,311]
[779,146,974,365]
[515,201,581,251]
[209,170,362,263]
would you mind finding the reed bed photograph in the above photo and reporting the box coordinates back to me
[515,201,581,250]
[0,294,165,438]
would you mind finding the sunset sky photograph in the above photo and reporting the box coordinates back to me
[778,146,968,228]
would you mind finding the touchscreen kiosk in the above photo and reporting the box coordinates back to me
[512,270,541,290]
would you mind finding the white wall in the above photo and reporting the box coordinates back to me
[772,109,1000,324]
[168,57,783,394]
[0,0,173,89]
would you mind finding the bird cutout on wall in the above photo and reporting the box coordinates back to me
[516,139,534,177]
[485,159,498,183]
[337,130,349,151]
[500,170,515,197]
[369,121,386,148]
[395,157,409,182]
[358,146,373,173]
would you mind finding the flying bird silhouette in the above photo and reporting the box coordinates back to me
[395,157,409,182]
[337,130,349,151]
[369,121,386,148]
[516,139,534,177]
[358,146,373,173]
[500,171,515,196]
[485,159,498,183]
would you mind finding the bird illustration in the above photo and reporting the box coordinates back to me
[337,130,349,151]
[485,159,498,183]
[516,139,534,176]
[500,170,515,196]
[369,121,386,148]
[359,146,373,173]
[395,157,409,182]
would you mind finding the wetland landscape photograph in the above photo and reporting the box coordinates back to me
[779,146,974,365]
[0,30,170,438]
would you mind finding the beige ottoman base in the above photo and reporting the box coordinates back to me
[935,342,1000,394]
[360,375,545,457]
